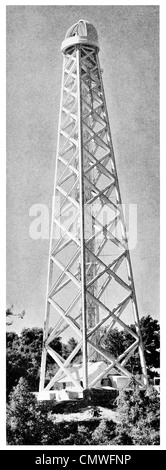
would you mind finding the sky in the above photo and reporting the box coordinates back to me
[6,5,159,335]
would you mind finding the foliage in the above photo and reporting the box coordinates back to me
[61,424,92,445]
[6,327,84,398]
[138,315,160,373]
[6,331,20,347]
[6,315,160,407]
[6,306,25,326]
[6,378,53,445]
[6,378,160,446]
[112,385,160,445]
[6,348,28,400]
[6,328,62,397]
[91,418,115,444]
[6,329,42,397]
[62,337,81,362]
[7,380,98,445]
[6,307,160,446]
[102,328,124,358]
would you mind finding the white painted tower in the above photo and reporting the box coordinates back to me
[39,20,148,398]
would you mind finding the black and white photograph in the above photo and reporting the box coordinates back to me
[6,3,161,451]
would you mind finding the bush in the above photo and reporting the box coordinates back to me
[113,385,160,445]
[6,378,160,446]
[6,378,53,445]
[91,418,116,444]
[61,424,92,445]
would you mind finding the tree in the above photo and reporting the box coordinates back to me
[6,331,26,398]
[6,329,43,397]
[6,328,63,397]
[62,337,81,362]
[6,347,28,399]
[6,305,25,326]
[91,418,115,444]
[102,328,124,358]
[6,378,53,445]
[50,334,63,357]
[6,331,20,348]
[20,328,62,357]
[7,379,94,445]
[139,315,160,373]
[113,385,160,445]
[66,337,78,355]
[61,424,92,445]
[20,328,43,353]
[122,316,160,377]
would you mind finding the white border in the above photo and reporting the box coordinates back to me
[2,0,165,452]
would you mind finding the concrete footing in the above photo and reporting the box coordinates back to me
[35,389,84,402]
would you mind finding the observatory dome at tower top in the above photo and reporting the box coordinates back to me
[61,19,99,53]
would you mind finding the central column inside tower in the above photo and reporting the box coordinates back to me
[81,68,100,362]
[76,44,100,387]
[61,20,101,387]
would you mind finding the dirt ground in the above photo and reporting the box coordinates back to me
[53,406,118,423]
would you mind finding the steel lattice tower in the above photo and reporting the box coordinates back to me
[39,20,148,396]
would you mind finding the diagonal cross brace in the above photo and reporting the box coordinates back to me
[47,346,83,391]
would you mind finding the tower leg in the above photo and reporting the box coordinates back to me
[39,303,50,392]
